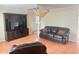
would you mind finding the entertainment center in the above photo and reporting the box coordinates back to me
[4,13,29,41]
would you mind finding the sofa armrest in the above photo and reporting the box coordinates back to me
[62,31,70,41]
[64,30,70,36]
[40,29,44,32]
[40,29,47,33]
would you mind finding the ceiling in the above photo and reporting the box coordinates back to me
[39,4,79,9]
[0,4,78,11]
[0,4,37,10]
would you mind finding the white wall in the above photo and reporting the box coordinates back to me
[0,14,6,42]
[77,8,79,44]
[41,7,78,41]
[27,10,36,34]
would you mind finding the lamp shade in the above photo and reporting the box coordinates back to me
[34,8,49,17]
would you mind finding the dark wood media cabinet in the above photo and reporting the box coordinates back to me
[4,13,29,41]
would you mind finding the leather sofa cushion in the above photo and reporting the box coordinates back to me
[54,35,62,39]
[45,26,58,33]
[51,27,58,34]
[51,30,57,34]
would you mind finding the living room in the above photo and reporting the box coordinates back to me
[0,4,79,54]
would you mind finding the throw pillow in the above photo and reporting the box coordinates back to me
[42,29,47,33]
[57,30,65,35]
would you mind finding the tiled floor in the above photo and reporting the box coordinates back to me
[0,34,79,54]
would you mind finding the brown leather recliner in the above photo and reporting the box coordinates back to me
[9,42,47,54]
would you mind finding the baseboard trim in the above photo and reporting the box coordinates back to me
[69,39,77,43]
[0,41,6,44]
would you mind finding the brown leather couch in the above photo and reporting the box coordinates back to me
[9,42,47,54]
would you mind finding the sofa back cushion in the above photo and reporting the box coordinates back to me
[57,27,69,35]
[45,26,58,33]
[45,26,51,33]
[43,26,69,34]
[51,27,58,34]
